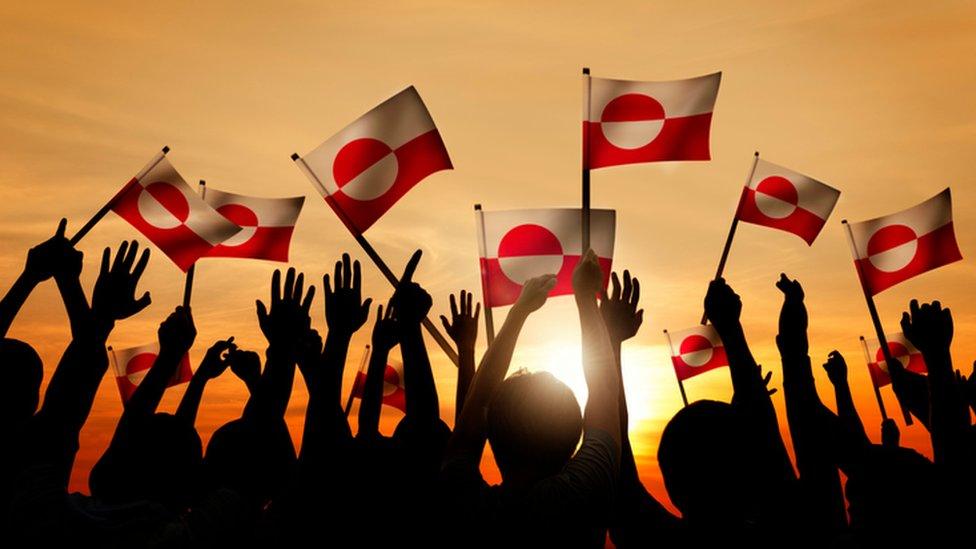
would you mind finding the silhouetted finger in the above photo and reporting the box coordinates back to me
[622,270,632,301]
[450,293,459,318]
[631,277,641,308]
[283,268,296,301]
[342,253,352,289]
[271,270,282,305]
[610,272,621,301]
[294,272,305,302]
[100,247,111,275]
[353,259,362,300]
[56,218,67,239]
[132,248,150,280]
[113,241,129,272]
[401,249,422,284]
[123,240,140,270]
[302,285,316,313]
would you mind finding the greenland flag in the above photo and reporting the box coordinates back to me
[110,155,241,271]
[667,325,728,381]
[110,342,192,403]
[296,86,452,234]
[203,187,304,262]
[478,208,615,308]
[862,333,927,389]
[846,188,962,295]
[350,360,407,412]
[736,158,840,245]
[584,72,721,169]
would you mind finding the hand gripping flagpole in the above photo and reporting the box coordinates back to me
[344,344,371,417]
[701,151,759,325]
[663,329,690,407]
[182,180,206,309]
[70,146,170,245]
[291,153,460,367]
[860,335,889,421]
[843,220,912,425]
[582,67,592,252]
[474,204,496,345]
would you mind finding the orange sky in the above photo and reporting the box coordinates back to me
[2,1,976,511]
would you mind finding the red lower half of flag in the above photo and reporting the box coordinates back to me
[111,184,218,272]
[856,222,962,295]
[736,188,828,245]
[868,362,892,388]
[584,114,712,170]
[207,226,295,262]
[350,369,407,412]
[327,129,452,233]
[479,255,612,308]
[115,353,192,403]
[671,346,728,381]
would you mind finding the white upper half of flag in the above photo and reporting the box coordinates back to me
[847,188,954,259]
[110,342,159,377]
[299,86,438,195]
[204,187,305,227]
[748,158,840,220]
[585,72,722,121]
[133,157,242,245]
[666,324,723,356]
[479,208,615,259]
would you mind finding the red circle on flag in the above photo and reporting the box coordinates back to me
[137,182,190,229]
[599,94,666,150]
[875,341,911,371]
[216,203,259,247]
[866,224,918,272]
[332,138,398,201]
[754,176,799,219]
[126,352,157,374]
[679,334,714,367]
[497,224,564,285]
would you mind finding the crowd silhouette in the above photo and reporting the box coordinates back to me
[2,220,975,548]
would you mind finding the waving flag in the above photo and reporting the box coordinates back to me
[477,208,615,308]
[110,155,241,271]
[350,360,407,412]
[203,188,304,262]
[846,188,962,295]
[736,158,840,245]
[296,86,452,234]
[109,342,192,403]
[667,325,728,381]
[861,333,928,388]
[584,72,721,169]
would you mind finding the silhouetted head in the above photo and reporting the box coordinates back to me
[659,400,763,524]
[0,339,43,424]
[90,413,202,511]
[204,418,296,505]
[487,371,583,482]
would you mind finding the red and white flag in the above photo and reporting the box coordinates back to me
[736,158,840,245]
[846,188,962,295]
[110,155,241,271]
[110,342,192,403]
[297,86,452,234]
[350,360,407,413]
[861,333,927,389]
[203,188,304,262]
[667,325,729,381]
[477,208,615,308]
[584,72,721,169]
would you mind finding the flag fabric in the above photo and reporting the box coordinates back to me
[846,188,962,295]
[203,188,304,262]
[297,86,452,234]
[110,342,192,403]
[110,155,241,271]
[667,325,729,381]
[477,208,615,308]
[350,360,407,413]
[862,333,928,389]
[735,158,840,245]
[584,72,721,169]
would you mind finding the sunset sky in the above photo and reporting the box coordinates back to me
[2,1,976,510]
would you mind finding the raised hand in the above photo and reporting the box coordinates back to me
[600,270,643,344]
[228,349,262,393]
[758,364,778,396]
[440,290,480,353]
[881,418,900,448]
[572,248,604,300]
[390,250,431,327]
[297,328,324,387]
[91,241,151,324]
[197,338,236,380]
[323,253,371,338]
[24,218,80,284]
[775,273,808,358]
[372,303,399,353]
[703,277,742,332]
[257,267,315,352]
[158,306,196,356]
[513,274,557,315]
[901,299,953,357]
[822,351,848,386]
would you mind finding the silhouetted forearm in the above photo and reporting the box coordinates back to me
[244,346,296,423]
[924,348,969,467]
[400,323,439,424]
[125,347,183,421]
[831,377,869,446]
[890,368,931,428]
[358,345,391,440]
[578,294,620,448]
[454,343,475,424]
[175,373,209,427]
[54,275,89,341]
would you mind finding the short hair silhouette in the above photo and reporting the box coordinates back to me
[90,412,202,511]
[0,339,42,422]
[204,418,295,504]
[486,371,583,479]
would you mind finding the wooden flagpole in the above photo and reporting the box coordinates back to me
[70,146,170,245]
[843,220,912,425]
[701,151,760,325]
[182,179,206,309]
[663,329,689,406]
[860,335,889,421]
[582,67,592,252]
[474,204,496,345]
[344,344,371,417]
[291,153,460,367]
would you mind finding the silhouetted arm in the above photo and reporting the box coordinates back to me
[823,351,869,448]
[123,306,195,424]
[441,290,480,422]
[176,338,235,426]
[359,302,397,440]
